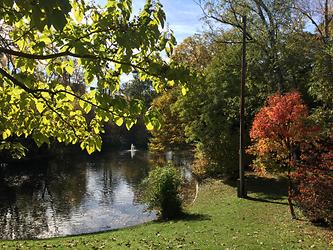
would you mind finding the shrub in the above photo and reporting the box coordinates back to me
[293,136,333,227]
[142,164,182,219]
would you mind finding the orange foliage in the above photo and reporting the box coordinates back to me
[248,91,312,174]
[250,91,308,143]
[248,91,312,218]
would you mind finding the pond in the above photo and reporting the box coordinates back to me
[0,150,194,240]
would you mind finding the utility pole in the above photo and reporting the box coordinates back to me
[238,15,247,198]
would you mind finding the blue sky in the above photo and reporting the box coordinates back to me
[95,0,204,43]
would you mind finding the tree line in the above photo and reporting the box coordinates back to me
[150,0,332,226]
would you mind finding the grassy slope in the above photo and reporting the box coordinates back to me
[1,176,332,249]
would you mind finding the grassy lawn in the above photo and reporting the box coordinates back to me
[1,175,332,249]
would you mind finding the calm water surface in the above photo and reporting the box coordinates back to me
[0,150,193,240]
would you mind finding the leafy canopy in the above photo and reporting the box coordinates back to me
[0,0,190,155]
[248,92,309,175]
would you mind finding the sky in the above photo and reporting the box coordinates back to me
[95,0,204,43]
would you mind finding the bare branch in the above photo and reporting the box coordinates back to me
[291,4,324,39]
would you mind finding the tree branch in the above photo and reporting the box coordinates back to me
[292,6,324,39]
[40,95,79,138]
[0,47,69,60]
[0,46,160,77]
[0,67,137,119]
[0,68,35,93]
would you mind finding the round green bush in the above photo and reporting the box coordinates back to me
[142,165,182,219]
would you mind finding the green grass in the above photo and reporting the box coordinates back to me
[1,176,332,249]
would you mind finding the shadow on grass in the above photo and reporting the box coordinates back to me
[244,195,288,206]
[176,212,212,222]
[155,212,211,223]
[225,174,289,205]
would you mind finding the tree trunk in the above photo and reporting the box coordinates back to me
[276,63,285,93]
[287,169,296,219]
[324,0,333,85]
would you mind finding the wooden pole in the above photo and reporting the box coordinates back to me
[238,15,247,198]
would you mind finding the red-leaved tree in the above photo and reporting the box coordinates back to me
[293,135,333,226]
[248,91,310,218]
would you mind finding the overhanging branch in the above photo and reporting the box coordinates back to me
[0,46,159,77]
[0,67,137,119]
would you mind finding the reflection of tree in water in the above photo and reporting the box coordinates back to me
[93,151,151,206]
[46,157,87,217]
[118,152,151,187]
[0,164,51,239]
[0,156,88,239]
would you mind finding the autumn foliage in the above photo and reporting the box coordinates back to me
[248,92,310,218]
[249,91,333,223]
[293,136,333,226]
[248,91,309,175]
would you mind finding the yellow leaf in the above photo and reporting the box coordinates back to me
[146,122,154,131]
[115,117,123,126]
[2,129,11,139]
[36,102,45,113]
[73,0,84,23]
[86,145,95,155]
[168,80,175,86]
[181,86,188,96]
[40,35,52,44]
[65,92,75,102]
[65,65,74,75]
[93,126,99,134]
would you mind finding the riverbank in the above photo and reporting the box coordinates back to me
[2,176,332,249]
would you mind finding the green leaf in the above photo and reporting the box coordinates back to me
[49,9,67,30]
[84,71,94,85]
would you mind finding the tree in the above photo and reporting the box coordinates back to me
[121,75,156,109]
[171,34,212,71]
[293,0,333,135]
[200,0,301,93]
[247,91,311,218]
[149,87,189,153]
[148,34,210,154]
[172,30,275,179]
[0,0,189,156]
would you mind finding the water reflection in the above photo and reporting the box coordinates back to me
[0,150,194,240]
